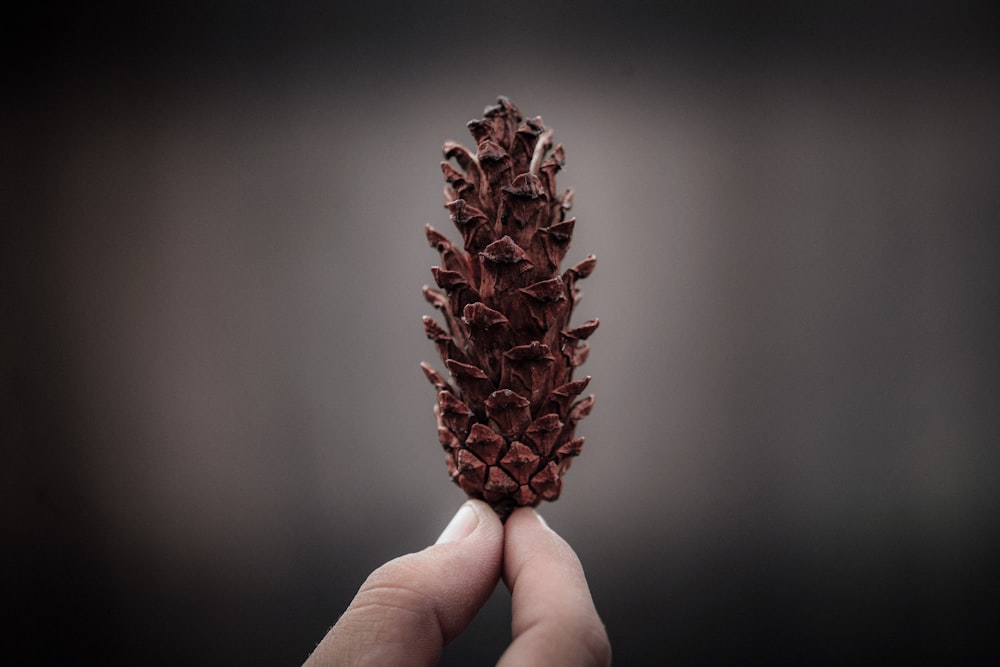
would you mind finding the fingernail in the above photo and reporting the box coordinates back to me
[435,502,479,544]
[533,509,550,530]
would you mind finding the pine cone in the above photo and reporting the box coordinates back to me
[421,97,598,520]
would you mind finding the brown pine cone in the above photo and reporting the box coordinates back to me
[421,97,597,520]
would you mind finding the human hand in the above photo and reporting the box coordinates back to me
[304,500,610,666]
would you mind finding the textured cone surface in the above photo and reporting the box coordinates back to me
[423,97,597,520]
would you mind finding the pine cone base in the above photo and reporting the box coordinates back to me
[422,97,597,519]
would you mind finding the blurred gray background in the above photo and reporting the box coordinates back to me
[6,1,1000,664]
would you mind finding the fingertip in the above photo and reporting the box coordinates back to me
[466,497,500,523]
[503,506,575,588]
[436,501,478,543]
[466,499,505,541]
[436,499,504,544]
[505,505,548,531]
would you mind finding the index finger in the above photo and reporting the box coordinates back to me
[304,501,504,666]
[499,508,611,667]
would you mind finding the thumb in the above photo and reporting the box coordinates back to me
[304,500,503,666]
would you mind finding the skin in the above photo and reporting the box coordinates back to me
[304,500,611,666]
